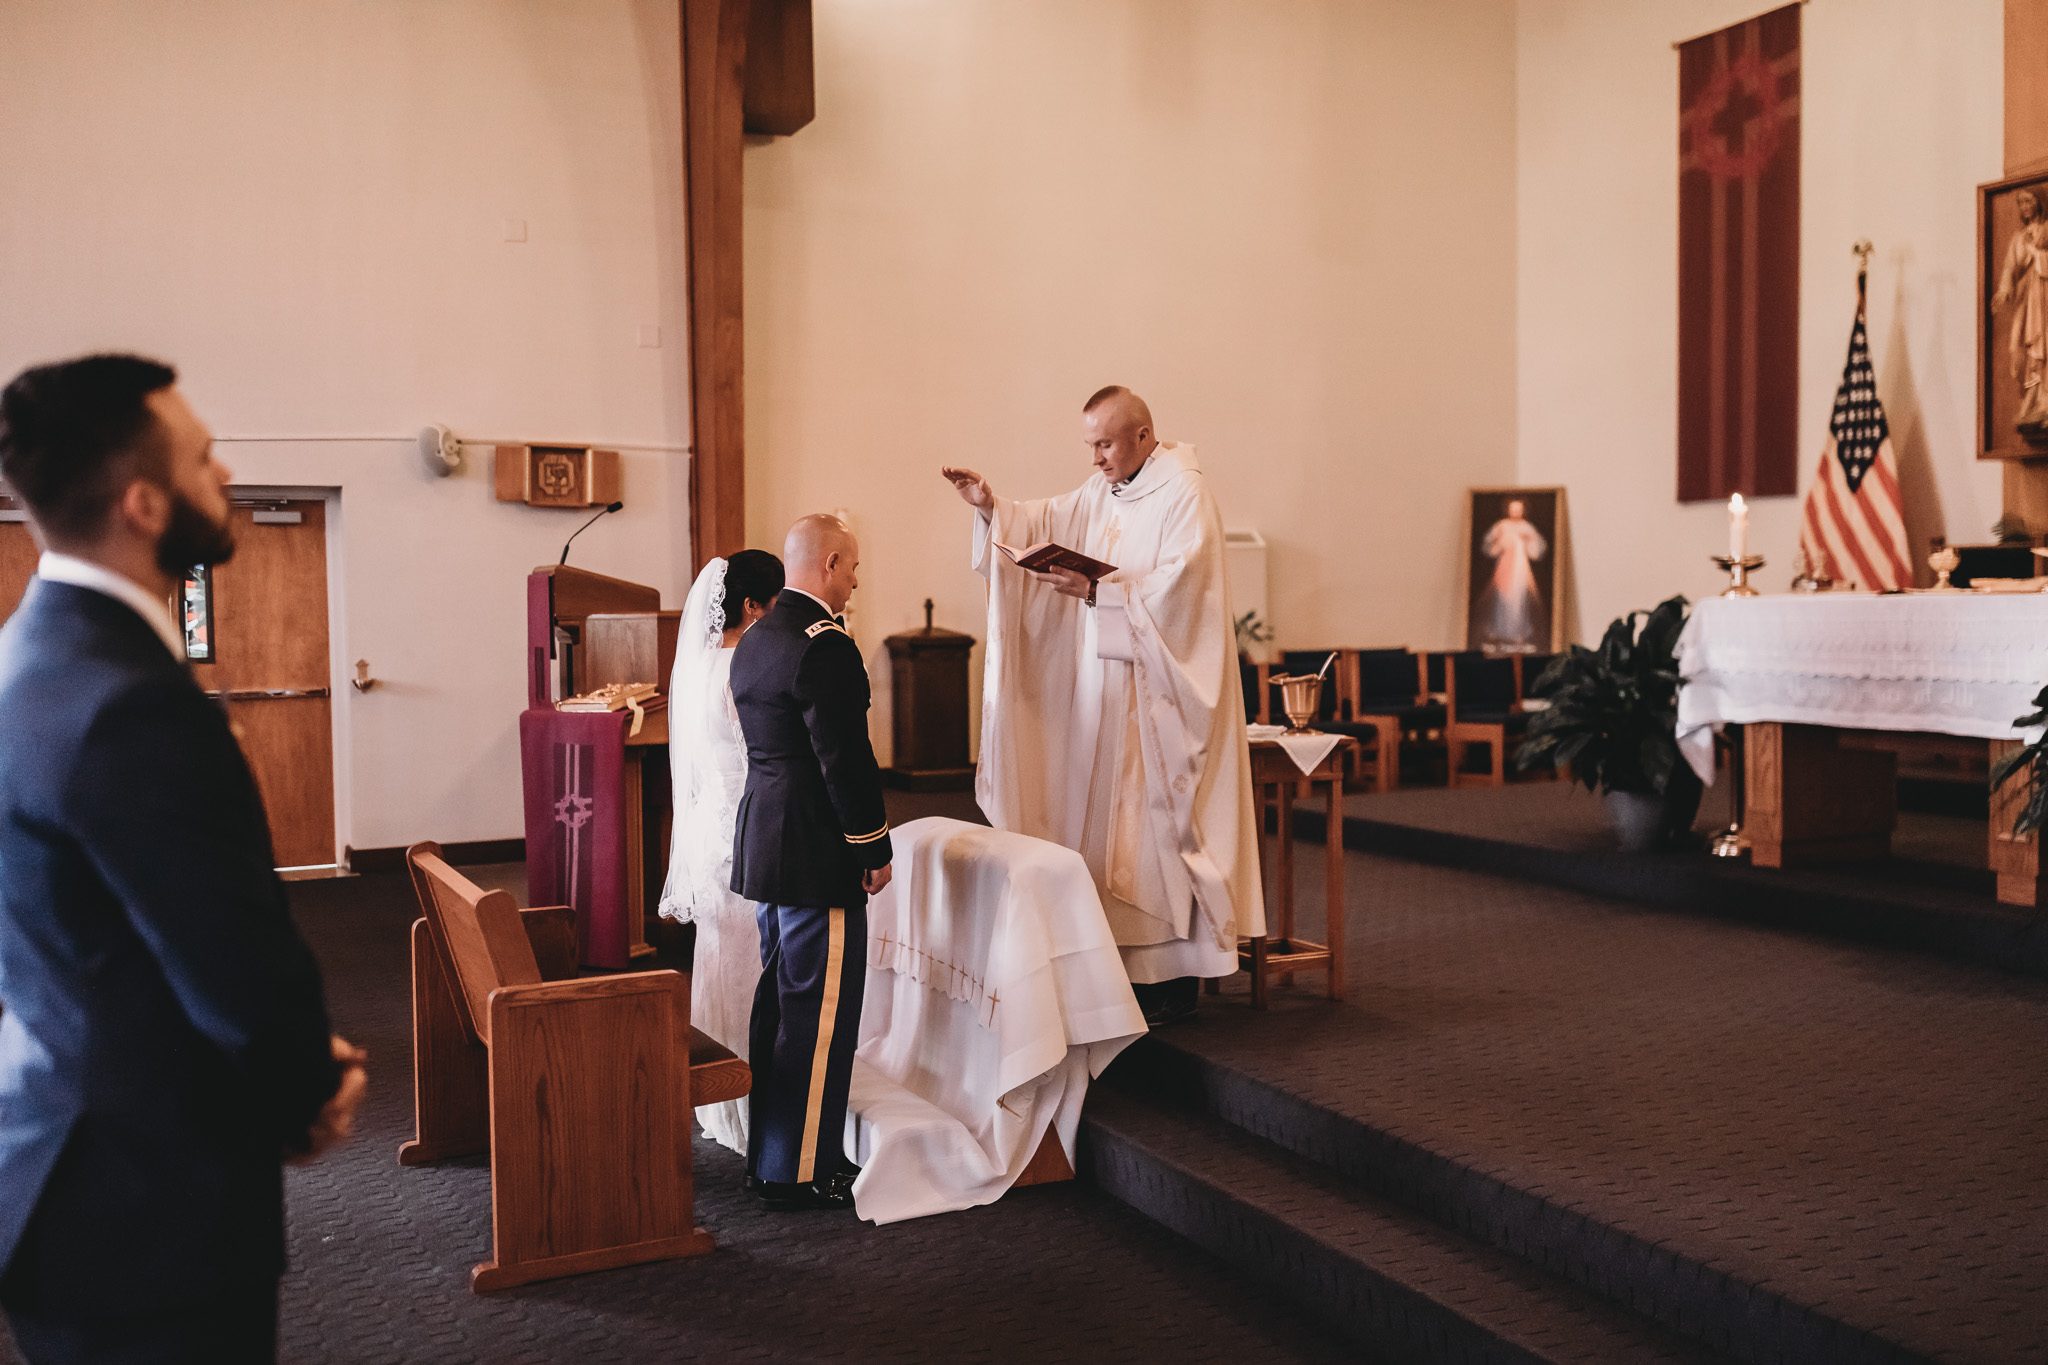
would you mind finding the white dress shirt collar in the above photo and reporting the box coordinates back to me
[36,552,187,659]
[781,586,841,620]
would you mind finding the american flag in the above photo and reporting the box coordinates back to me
[1798,301,1910,591]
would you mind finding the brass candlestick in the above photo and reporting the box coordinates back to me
[1711,554,1766,597]
[1710,723,1750,858]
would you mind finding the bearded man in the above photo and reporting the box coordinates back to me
[0,354,365,1364]
[942,386,1261,1026]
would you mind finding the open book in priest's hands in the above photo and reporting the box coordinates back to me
[993,540,1117,581]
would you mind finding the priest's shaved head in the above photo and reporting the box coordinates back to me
[783,512,861,616]
[1081,386,1159,484]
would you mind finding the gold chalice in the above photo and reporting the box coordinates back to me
[1927,544,1963,593]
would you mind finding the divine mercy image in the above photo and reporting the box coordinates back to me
[1465,489,1558,654]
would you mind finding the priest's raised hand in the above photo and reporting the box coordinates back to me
[963,386,1263,1029]
[940,463,993,509]
[942,465,1091,599]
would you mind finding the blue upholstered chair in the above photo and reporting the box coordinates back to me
[1340,648,1448,791]
[1424,650,1452,701]
[1446,651,1526,786]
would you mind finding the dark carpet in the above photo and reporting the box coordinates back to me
[1348,777,1991,881]
[1194,798,2048,1363]
[10,779,2043,1362]
[254,860,1357,1365]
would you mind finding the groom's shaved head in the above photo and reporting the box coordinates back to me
[785,513,854,572]
[784,512,862,616]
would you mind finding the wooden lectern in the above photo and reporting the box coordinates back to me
[520,566,679,970]
[883,618,976,792]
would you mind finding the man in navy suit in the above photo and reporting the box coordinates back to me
[730,513,892,1212]
[0,355,367,1364]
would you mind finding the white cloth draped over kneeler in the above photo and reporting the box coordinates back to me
[970,441,1264,983]
[845,817,1146,1225]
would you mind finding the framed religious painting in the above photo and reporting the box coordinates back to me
[1979,167,2048,460]
[1461,487,1567,656]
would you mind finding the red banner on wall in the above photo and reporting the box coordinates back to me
[1677,4,1801,503]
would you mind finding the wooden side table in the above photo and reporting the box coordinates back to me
[1236,735,1355,1008]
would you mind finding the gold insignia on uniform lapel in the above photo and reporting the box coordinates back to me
[805,620,849,639]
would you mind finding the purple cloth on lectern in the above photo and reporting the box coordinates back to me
[519,708,629,968]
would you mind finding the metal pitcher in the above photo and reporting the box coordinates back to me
[1269,673,1323,734]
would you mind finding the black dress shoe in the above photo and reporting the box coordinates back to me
[1135,975,1199,1028]
[755,1168,860,1212]
[1141,996,1199,1028]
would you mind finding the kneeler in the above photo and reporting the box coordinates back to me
[397,842,751,1293]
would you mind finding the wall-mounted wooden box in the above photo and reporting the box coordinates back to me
[494,444,622,509]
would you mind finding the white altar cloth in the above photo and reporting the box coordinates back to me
[844,817,1146,1225]
[1675,594,2048,782]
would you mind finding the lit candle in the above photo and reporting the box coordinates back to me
[1728,492,1748,563]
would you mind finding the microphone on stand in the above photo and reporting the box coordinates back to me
[558,501,625,566]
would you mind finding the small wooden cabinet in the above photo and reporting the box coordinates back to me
[884,623,975,791]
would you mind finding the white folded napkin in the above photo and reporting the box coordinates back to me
[1274,732,1342,775]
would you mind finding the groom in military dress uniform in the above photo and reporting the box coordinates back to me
[730,513,892,1211]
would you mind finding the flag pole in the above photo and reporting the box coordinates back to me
[1852,239,1873,318]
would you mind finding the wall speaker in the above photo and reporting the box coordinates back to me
[418,424,463,478]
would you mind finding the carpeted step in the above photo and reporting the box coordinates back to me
[1284,794,2048,981]
[1109,1032,1936,1365]
[1078,1085,1741,1365]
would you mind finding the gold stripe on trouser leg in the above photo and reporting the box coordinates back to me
[796,907,846,1184]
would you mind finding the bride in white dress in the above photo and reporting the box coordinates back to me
[656,549,783,1154]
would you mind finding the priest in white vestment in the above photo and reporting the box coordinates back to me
[942,386,1262,1024]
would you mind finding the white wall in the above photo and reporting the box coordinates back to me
[1517,0,2003,636]
[744,0,1520,760]
[9,0,1997,833]
[0,0,692,850]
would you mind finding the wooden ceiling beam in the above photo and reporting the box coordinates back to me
[745,0,815,137]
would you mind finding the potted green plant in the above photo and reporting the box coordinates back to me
[1513,594,1702,851]
[1990,686,2048,835]
[1234,609,1274,656]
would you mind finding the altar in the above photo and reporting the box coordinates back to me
[1677,593,2048,905]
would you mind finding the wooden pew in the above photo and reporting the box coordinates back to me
[398,841,750,1293]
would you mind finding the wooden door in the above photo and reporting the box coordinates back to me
[0,499,36,621]
[192,499,337,869]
